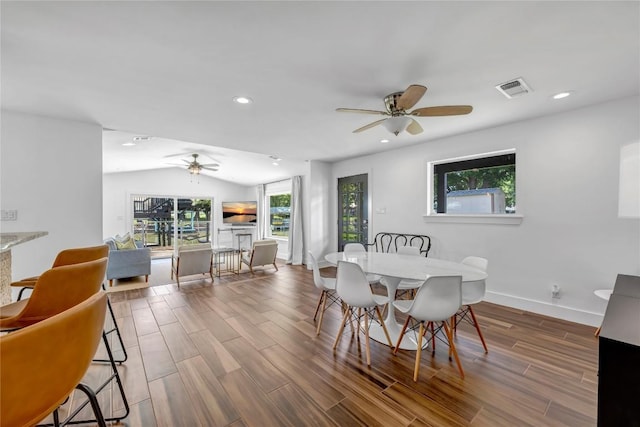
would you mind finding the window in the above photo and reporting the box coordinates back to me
[268,193,291,238]
[431,151,516,215]
[264,179,292,239]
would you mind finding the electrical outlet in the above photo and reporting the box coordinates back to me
[551,284,561,298]
[1,210,18,221]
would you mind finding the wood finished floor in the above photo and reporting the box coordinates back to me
[63,263,599,426]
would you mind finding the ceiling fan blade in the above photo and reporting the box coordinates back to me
[396,85,427,111]
[411,105,473,116]
[406,119,423,135]
[336,108,389,116]
[182,159,191,164]
[353,118,388,133]
[202,166,219,171]
[201,163,220,168]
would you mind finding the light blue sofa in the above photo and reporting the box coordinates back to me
[104,238,151,286]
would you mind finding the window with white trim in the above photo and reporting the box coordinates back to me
[265,179,291,239]
[431,151,516,215]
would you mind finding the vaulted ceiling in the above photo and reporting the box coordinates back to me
[2,1,638,185]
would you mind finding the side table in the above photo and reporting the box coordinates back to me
[212,247,237,277]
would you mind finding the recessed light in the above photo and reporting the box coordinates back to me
[552,91,572,100]
[233,96,253,104]
[122,141,136,147]
[132,136,151,142]
[269,155,282,161]
[272,162,279,166]
[380,139,390,144]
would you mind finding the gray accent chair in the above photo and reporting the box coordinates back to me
[240,239,278,274]
[104,238,151,286]
[171,244,214,287]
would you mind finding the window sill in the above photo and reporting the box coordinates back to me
[422,214,523,225]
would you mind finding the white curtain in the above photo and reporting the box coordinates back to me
[287,175,304,265]
[256,184,266,239]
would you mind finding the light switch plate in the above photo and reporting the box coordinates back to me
[1,210,18,221]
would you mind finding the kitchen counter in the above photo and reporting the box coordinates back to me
[0,231,48,304]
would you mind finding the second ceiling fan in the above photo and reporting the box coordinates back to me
[336,84,473,136]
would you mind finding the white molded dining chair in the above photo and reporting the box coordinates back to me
[452,256,489,353]
[332,261,393,366]
[343,243,382,285]
[393,275,464,381]
[308,251,340,336]
[393,245,424,299]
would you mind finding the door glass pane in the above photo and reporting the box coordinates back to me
[133,197,174,256]
[176,198,212,247]
[337,174,368,250]
[132,196,212,258]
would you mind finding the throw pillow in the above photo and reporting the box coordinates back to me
[115,232,131,243]
[115,236,137,250]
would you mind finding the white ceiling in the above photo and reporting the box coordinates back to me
[2,2,638,185]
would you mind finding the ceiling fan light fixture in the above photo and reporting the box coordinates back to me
[382,116,412,136]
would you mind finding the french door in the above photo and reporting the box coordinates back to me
[337,174,370,251]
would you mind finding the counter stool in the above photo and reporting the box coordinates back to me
[594,289,613,337]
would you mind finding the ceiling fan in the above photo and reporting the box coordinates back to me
[183,154,219,175]
[336,84,473,136]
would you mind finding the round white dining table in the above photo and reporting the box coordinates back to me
[325,251,488,350]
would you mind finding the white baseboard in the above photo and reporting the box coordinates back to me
[484,291,603,327]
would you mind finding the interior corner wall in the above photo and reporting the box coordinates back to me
[306,160,332,268]
[102,168,254,247]
[327,96,640,326]
[0,110,103,280]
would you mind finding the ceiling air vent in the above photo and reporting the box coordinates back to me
[495,77,532,99]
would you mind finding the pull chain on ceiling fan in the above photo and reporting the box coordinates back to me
[336,84,473,136]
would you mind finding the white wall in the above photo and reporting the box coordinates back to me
[102,168,255,248]
[0,110,103,280]
[327,96,640,326]
[306,160,333,267]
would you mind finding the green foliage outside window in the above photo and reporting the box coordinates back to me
[445,165,516,208]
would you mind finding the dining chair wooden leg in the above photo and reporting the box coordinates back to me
[443,321,464,379]
[394,316,412,354]
[333,307,352,350]
[375,306,393,348]
[414,322,425,382]
[316,291,328,336]
[468,306,488,353]
[452,315,457,336]
[313,291,324,321]
[364,309,371,366]
[343,301,355,333]
[430,322,436,355]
